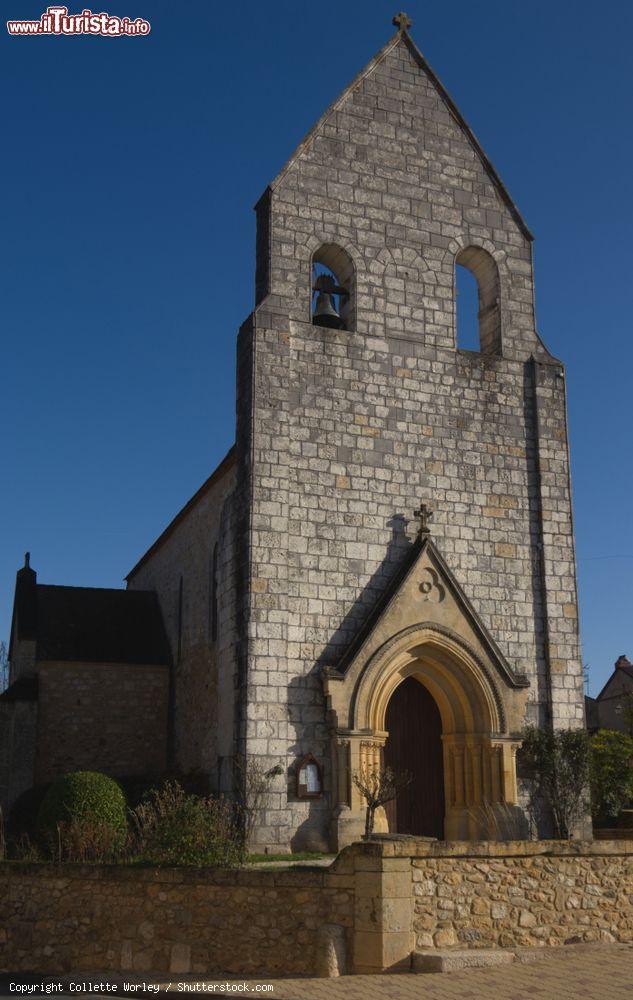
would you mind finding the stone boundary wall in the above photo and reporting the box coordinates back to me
[410,841,633,950]
[1,841,632,977]
[0,863,354,977]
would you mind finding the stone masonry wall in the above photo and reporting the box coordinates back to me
[412,844,633,949]
[0,700,37,814]
[0,842,631,978]
[35,663,168,784]
[0,863,354,977]
[127,456,237,788]
[239,30,584,849]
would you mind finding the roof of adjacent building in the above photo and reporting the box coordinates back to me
[10,561,172,667]
[594,655,633,701]
[584,694,599,730]
[125,444,236,581]
[35,585,172,665]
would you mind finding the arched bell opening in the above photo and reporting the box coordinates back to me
[455,245,502,355]
[311,244,355,331]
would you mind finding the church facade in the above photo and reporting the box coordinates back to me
[2,16,585,852]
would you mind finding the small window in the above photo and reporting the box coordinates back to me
[311,244,355,331]
[455,246,501,355]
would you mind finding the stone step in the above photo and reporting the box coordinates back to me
[413,949,515,973]
[412,942,626,974]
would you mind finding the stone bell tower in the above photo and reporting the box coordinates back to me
[234,13,585,851]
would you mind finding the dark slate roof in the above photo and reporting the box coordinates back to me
[34,585,172,665]
[617,666,633,685]
[595,657,633,701]
[0,676,38,702]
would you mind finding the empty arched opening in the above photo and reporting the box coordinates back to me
[311,244,355,331]
[455,246,501,354]
[383,676,445,838]
[456,264,480,351]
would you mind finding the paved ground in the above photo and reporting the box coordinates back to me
[3,946,632,999]
[224,946,631,998]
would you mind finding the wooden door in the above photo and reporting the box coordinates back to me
[383,676,445,838]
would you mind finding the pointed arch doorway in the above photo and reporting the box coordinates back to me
[383,676,445,838]
[326,619,526,848]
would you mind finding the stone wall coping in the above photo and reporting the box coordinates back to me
[0,861,331,887]
[2,840,631,887]
[338,838,633,861]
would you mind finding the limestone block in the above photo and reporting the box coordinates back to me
[170,943,192,974]
[413,949,515,973]
[315,923,346,977]
[433,927,458,947]
[120,941,133,971]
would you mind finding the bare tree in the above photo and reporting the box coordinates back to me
[353,764,412,838]
[233,755,283,851]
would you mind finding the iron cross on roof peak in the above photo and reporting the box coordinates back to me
[414,502,433,536]
[393,11,412,31]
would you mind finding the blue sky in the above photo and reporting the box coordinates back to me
[1,1,631,696]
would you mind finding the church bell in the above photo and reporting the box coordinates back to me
[313,290,344,329]
[312,273,346,330]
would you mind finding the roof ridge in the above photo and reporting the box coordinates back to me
[267,32,402,194]
[36,583,156,595]
[594,665,633,701]
[399,32,533,241]
[126,444,236,580]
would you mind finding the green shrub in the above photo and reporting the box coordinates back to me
[518,726,589,838]
[36,771,127,860]
[130,780,243,867]
[590,729,633,824]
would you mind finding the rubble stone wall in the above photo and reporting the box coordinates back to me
[1,841,631,978]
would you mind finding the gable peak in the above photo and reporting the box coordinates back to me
[392,11,413,32]
[265,17,532,242]
[332,531,529,692]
